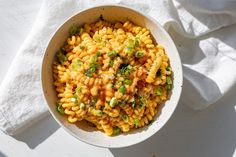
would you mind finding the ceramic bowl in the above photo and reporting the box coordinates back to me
[41,5,183,148]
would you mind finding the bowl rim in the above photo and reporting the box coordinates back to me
[41,4,183,148]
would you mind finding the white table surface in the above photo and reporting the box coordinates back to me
[0,1,235,157]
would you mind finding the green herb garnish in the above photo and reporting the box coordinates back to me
[85,69,93,77]
[121,114,129,122]
[119,64,133,76]
[113,127,121,135]
[166,66,172,72]
[133,118,139,127]
[166,76,172,85]
[135,51,144,58]
[108,50,117,58]
[56,50,67,64]
[166,84,172,90]
[131,101,136,108]
[69,25,83,36]
[139,96,145,108]
[109,60,114,66]
[56,103,64,114]
[95,51,101,57]
[127,37,140,55]
[155,87,162,96]
[124,79,131,85]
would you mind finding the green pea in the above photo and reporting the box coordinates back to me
[118,85,126,94]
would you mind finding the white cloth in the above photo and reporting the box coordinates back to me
[0,0,236,135]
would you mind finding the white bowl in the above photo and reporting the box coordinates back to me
[41,5,183,148]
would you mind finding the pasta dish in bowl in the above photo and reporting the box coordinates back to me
[42,5,182,148]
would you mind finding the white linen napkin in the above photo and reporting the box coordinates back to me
[1,0,236,135]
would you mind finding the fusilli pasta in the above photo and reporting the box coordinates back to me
[53,19,173,136]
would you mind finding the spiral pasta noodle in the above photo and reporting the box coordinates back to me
[53,19,173,136]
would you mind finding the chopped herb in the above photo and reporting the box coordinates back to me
[155,87,162,96]
[121,114,129,122]
[95,51,101,57]
[118,85,126,94]
[69,25,83,36]
[166,84,172,90]
[85,69,93,77]
[85,53,100,77]
[72,59,82,71]
[90,66,96,72]
[166,76,173,85]
[113,127,121,135]
[87,52,101,74]
[80,45,85,50]
[166,66,172,72]
[56,50,67,64]
[94,110,103,116]
[108,50,117,58]
[124,79,131,85]
[56,103,64,114]
[119,64,133,76]
[76,86,82,93]
[133,118,139,127]
[80,103,85,110]
[135,51,144,58]
[109,60,114,66]
[127,37,140,55]
[91,62,100,71]
[131,101,136,108]
[109,97,118,108]
[139,96,145,108]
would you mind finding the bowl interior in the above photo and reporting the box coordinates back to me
[41,5,183,148]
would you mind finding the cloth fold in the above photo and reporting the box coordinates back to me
[1,0,236,135]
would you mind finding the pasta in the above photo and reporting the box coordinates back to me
[53,19,173,136]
